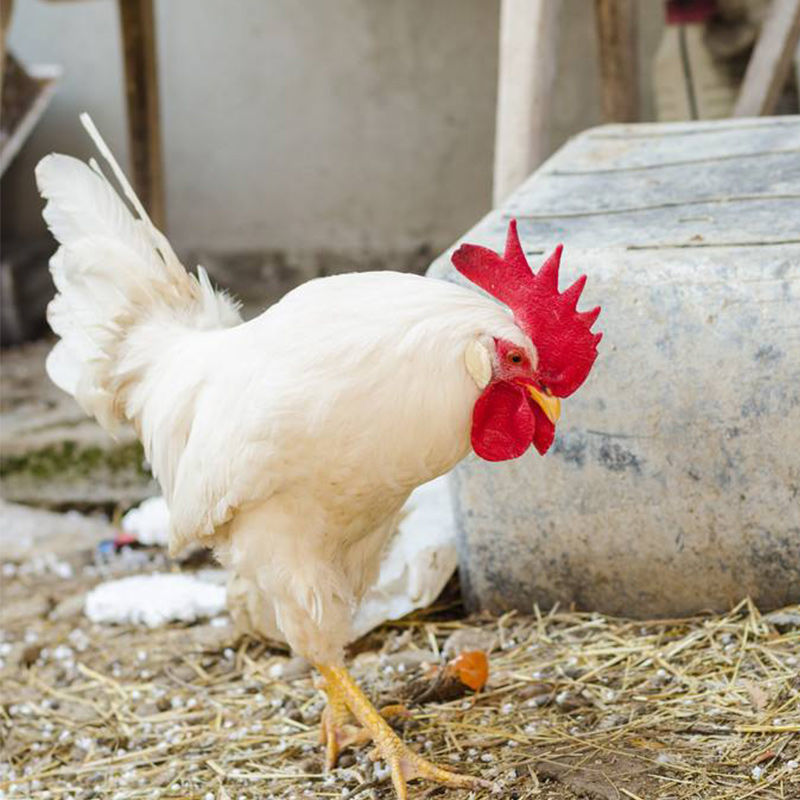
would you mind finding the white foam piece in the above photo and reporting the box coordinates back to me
[85,572,226,628]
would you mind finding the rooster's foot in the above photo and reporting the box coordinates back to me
[318,676,409,769]
[316,663,494,799]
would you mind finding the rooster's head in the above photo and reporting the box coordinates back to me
[452,219,602,461]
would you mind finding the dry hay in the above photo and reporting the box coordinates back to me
[0,543,798,800]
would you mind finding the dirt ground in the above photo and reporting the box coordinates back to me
[1,532,798,800]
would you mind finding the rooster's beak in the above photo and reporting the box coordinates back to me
[525,384,561,424]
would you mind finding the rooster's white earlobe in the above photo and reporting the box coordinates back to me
[465,339,492,389]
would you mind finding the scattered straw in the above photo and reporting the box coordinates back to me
[1,549,798,799]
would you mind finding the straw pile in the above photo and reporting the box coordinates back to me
[1,543,798,799]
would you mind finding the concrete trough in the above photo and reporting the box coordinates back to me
[429,117,800,617]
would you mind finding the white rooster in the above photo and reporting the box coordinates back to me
[36,115,601,798]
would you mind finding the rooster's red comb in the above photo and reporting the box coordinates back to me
[452,219,602,398]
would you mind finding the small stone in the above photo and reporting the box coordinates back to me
[67,628,90,652]
[52,644,74,661]
[442,628,498,659]
[372,761,390,781]
[299,756,322,774]
[50,594,87,621]
[266,655,311,681]
[519,682,553,701]
[285,707,303,723]
[19,643,43,668]
[764,610,800,630]
[383,650,438,670]
[283,656,312,680]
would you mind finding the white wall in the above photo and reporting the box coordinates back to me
[4,0,500,257]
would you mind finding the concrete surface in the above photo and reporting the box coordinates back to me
[3,0,500,256]
[0,500,113,561]
[0,341,157,508]
[429,116,800,617]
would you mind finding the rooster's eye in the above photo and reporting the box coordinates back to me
[508,352,523,364]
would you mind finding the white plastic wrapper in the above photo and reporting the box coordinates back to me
[352,475,458,637]
[111,475,458,635]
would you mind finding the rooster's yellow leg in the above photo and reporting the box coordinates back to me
[316,663,493,799]
[319,675,363,769]
[318,677,411,769]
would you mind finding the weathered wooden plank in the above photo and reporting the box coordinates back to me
[476,116,800,251]
[117,0,165,229]
[583,117,800,137]
[444,117,800,251]
[733,0,800,117]
[508,200,800,249]
[492,0,561,205]
[594,0,638,122]
[518,170,799,218]
[0,62,61,176]
[509,139,800,198]
[0,0,12,93]
[446,117,800,249]
[443,199,800,251]
[545,120,800,173]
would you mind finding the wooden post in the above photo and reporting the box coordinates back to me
[1,0,14,93]
[117,0,165,228]
[594,0,638,122]
[733,0,800,117]
[492,0,561,207]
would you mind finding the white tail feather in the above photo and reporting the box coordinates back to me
[36,114,241,434]
[79,112,186,284]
